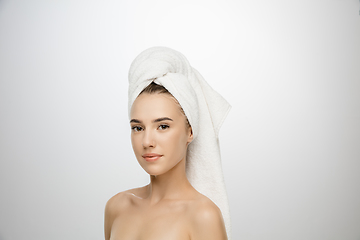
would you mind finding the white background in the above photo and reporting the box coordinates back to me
[0,0,359,239]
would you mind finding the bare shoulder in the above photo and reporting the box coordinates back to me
[105,191,128,214]
[187,195,228,240]
[188,195,223,224]
[105,186,147,213]
[104,186,147,240]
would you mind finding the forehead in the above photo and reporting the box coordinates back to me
[130,93,183,120]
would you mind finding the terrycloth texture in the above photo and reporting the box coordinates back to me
[128,46,232,239]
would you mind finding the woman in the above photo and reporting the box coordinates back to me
[104,47,231,240]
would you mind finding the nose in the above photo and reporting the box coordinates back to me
[142,129,155,148]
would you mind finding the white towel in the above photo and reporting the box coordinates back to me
[128,46,232,239]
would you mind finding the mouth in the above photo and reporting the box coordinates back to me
[142,153,163,162]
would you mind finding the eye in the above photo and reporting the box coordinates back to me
[158,124,169,130]
[131,126,143,132]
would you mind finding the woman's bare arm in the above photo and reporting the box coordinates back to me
[104,193,126,240]
[104,196,116,240]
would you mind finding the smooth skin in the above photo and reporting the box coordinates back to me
[104,93,227,240]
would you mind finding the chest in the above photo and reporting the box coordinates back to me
[110,203,191,240]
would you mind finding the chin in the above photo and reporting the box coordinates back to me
[140,161,176,176]
[138,157,184,176]
[143,166,168,176]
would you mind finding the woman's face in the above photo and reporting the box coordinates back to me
[130,93,193,176]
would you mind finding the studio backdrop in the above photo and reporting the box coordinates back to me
[0,0,359,239]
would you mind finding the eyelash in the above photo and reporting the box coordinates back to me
[158,124,169,130]
[131,124,170,132]
[131,126,143,132]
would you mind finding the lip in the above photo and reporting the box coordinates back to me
[142,153,163,162]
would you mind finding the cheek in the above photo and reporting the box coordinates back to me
[160,130,188,155]
[131,134,142,153]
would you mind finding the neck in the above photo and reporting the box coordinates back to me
[145,157,192,205]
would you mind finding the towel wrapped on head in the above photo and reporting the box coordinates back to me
[128,46,232,239]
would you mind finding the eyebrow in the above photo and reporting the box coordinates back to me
[154,117,173,123]
[130,117,173,124]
